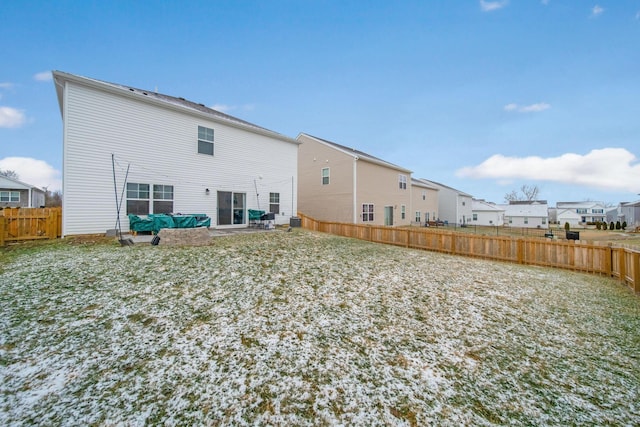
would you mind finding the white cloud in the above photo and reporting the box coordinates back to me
[456,148,640,193]
[0,106,26,128]
[0,157,62,191]
[480,0,508,12]
[591,5,604,17]
[504,102,551,113]
[33,71,52,82]
[0,82,15,89]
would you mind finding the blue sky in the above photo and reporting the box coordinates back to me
[1,0,639,206]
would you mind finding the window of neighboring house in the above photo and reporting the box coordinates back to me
[576,208,587,214]
[0,191,20,202]
[269,192,280,214]
[362,204,374,222]
[542,218,547,225]
[422,191,426,201]
[153,184,174,214]
[322,167,330,185]
[592,209,604,214]
[198,126,214,156]
[415,211,421,223]
[401,205,406,220]
[462,201,466,206]
[473,214,478,221]
[398,174,407,190]
[508,217,513,224]
[126,183,150,215]
[524,217,529,224]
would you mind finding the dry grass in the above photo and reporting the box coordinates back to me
[1,229,639,425]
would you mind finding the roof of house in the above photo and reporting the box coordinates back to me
[0,175,44,192]
[417,179,473,198]
[298,133,412,173]
[52,71,299,145]
[472,199,504,212]
[411,177,438,191]
[556,201,605,208]
[620,200,640,207]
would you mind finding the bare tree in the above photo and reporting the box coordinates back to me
[504,184,540,202]
[42,186,63,207]
[0,169,20,180]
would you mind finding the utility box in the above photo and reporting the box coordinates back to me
[566,231,580,241]
[290,216,301,227]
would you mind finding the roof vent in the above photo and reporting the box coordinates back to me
[178,97,185,101]
[129,88,134,91]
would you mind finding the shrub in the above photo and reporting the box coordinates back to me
[610,221,615,230]
[595,222,601,230]
[622,221,627,230]
[564,222,570,231]
[616,221,621,230]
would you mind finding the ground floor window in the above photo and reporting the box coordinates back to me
[415,211,421,223]
[362,204,374,222]
[126,183,150,215]
[0,191,20,202]
[153,184,174,214]
[269,192,280,214]
[473,214,478,221]
[401,205,406,220]
[218,191,245,225]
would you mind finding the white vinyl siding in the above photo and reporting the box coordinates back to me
[60,79,298,235]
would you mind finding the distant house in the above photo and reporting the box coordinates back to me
[499,200,549,229]
[417,179,473,226]
[617,201,640,229]
[53,71,299,236]
[471,199,504,226]
[411,178,439,225]
[297,133,413,226]
[0,175,45,208]
[556,201,606,226]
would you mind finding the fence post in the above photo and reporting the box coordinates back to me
[633,251,640,293]
[0,216,5,247]
[619,248,626,285]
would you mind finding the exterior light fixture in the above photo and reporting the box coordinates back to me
[205,188,210,195]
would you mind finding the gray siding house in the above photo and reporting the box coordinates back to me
[0,175,45,208]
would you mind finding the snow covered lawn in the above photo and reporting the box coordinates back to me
[1,230,639,425]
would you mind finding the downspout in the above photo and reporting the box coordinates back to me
[353,156,358,224]
[28,187,32,207]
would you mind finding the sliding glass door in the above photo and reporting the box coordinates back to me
[217,191,246,225]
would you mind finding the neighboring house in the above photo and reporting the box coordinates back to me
[0,175,45,208]
[617,201,640,229]
[418,179,473,225]
[556,201,606,226]
[471,199,504,226]
[411,178,439,225]
[297,133,413,226]
[53,71,299,236]
[499,200,549,229]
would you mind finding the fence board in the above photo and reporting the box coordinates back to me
[298,213,639,293]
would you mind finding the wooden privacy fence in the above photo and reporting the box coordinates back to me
[298,214,640,293]
[0,207,62,246]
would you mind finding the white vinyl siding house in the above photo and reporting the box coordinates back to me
[556,201,606,226]
[418,179,473,226]
[471,199,505,226]
[53,71,299,236]
[499,201,549,229]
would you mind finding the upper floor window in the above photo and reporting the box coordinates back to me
[398,174,407,190]
[422,191,426,201]
[0,191,19,202]
[592,209,604,214]
[269,192,280,214]
[362,204,374,222]
[576,208,587,214]
[198,126,214,156]
[322,167,330,185]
